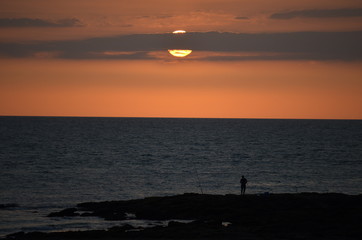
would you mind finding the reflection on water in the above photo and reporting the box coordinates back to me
[1,117,361,236]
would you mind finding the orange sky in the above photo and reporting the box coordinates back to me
[0,0,362,119]
[1,59,361,119]
[1,0,362,41]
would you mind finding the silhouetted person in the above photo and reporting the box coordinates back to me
[240,175,247,195]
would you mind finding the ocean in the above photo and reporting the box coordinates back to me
[0,117,361,236]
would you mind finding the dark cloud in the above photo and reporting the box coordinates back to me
[235,16,249,20]
[0,18,82,27]
[61,51,156,60]
[270,8,362,19]
[1,31,361,61]
[198,54,314,62]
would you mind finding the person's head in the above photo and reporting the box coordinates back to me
[242,175,244,178]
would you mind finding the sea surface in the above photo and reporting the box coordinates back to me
[0,117,361,236]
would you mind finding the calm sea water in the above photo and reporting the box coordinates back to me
[0,117,361,236]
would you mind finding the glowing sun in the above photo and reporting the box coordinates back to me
[168,49,192,57]
[168,30,192,58]
[172,30,186,34]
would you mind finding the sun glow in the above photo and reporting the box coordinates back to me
[168,49,192,57]
[172,30,186,34]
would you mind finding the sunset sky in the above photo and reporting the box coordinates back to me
[0,0,361,119]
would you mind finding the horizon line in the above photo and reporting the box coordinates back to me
[0,115,361,121]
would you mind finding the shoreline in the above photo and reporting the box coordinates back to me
[3,192,362,239]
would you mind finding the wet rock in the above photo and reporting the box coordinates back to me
[13,193,362,240]
[108,224,134,232]
[47,208,79,217]
[6,231,47,240]
[5,231,24,239]
[0,203,19,209]
[80,212,95,217]
[168,220,187,227]
[103,212,126,220]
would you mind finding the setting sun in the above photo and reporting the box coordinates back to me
[172,30,186,34]
[168,49,192,57]
[168,30,192,57]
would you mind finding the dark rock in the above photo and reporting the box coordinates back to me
[168,220,187,227]
[11,193,361,240]
[6,231,47,240]
[0,203,19,209]
[80,212,95,217]
[108,224,134,232]
[5,231,24,239]
[103,212,126,220]
[47,208,79,217]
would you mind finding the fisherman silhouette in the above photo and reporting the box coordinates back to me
[240,175,247,195]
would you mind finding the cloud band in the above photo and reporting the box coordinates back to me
[0,31,361,61]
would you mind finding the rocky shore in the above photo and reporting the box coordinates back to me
[5,193,362,239]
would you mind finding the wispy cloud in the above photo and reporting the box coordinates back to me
[270,8,362,19]
[1,31,361,61]
[0,18,83,27]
